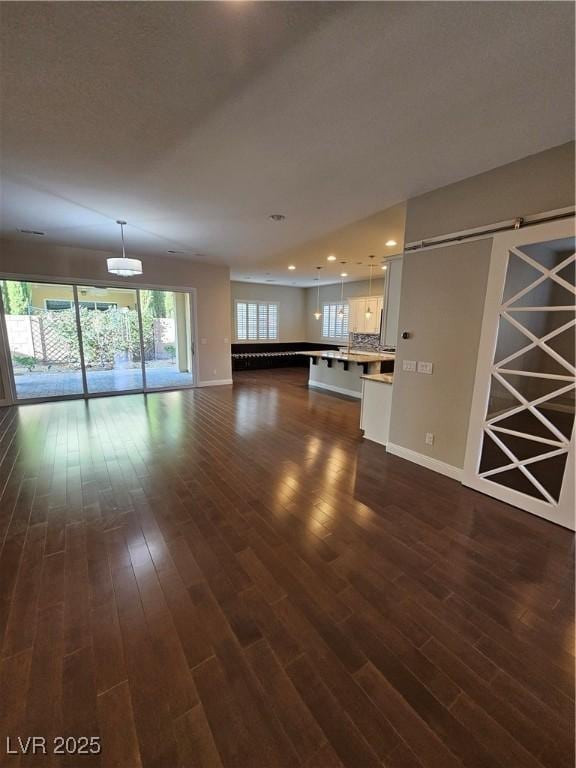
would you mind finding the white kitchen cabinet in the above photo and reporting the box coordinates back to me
[348,297,362,333]
[381,257,402,347]
[366,296,383,334]
[348,296,383,334]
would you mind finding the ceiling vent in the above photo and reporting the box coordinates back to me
[18,228,45,236]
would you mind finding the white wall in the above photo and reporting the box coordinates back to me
[389,142,575,470]
[389,240,491,468]
[231,282,306,342]
[405,142,574,243]
[231,278,387,345]
[0,240,232,385]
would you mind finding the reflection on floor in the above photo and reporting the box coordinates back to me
[13,365,193,398]
[0,367,573,768]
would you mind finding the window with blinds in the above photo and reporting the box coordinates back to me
[322,303,349,339]
[236,301,279,340]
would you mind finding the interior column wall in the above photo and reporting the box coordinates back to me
[389,141,575,470]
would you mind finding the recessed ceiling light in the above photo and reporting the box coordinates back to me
[340,272,348,277]
[269,214,286,221]
[385,239,397,247]
[288,265,296,270]
[18,228,45,236]
[327,255,336,262]
[381,265,388,270]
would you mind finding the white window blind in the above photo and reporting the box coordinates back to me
[322,303,349,339]
[236,301,279,340]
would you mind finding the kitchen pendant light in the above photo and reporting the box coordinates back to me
[313,266,322,320]
[365,256,375,319]
[338,276,345,318]
[107,220,143,277]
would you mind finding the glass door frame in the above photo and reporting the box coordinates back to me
[0,274,198,405]
[76,282,145,397]
[0,292,12,406]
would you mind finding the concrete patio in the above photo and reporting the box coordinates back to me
[13,365,194,398]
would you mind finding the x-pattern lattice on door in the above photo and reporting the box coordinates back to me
[479,245,576,505]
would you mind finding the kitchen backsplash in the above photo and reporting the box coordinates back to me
[350,332,392,352]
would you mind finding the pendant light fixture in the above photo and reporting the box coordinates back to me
[107,220,143,277]
[338,275,345,318]
[365,255,375,319]
[313,266,322,320]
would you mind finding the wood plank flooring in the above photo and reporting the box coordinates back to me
[0,367,573,768]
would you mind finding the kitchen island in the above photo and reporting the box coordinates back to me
[298,350,395,399]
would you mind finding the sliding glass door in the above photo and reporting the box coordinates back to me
[0,280,84,399]
[77,285,143,393]
[140,289,194,390]
[0,279,195,403]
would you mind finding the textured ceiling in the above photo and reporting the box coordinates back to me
[1,1,574,286]
[236,203,406,287]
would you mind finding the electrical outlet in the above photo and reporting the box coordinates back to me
[417,361,433,374]
[403,360,417,372]
[425,432,434,446]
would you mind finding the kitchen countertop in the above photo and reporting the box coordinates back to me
[298,350,395,364]
[361,373,394,384]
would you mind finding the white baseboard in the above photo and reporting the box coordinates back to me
[363,433,387,448]
[386,442,463,482]
[308,380,362,399]
[196,378,233,387]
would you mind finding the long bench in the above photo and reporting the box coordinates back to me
[231,342,338,371]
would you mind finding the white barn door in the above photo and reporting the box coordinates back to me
[463,219,575,530]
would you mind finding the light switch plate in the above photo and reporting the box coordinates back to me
[417,361,433,374]
[403,360,417,372]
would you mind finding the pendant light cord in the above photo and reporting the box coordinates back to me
[120,222,126,259]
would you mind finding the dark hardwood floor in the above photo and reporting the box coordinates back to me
[0,367,573,768]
